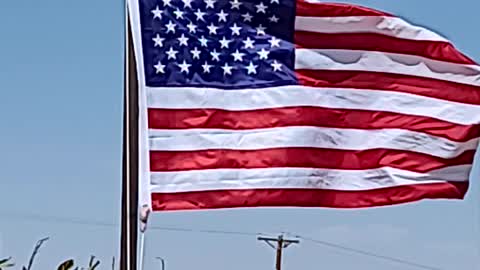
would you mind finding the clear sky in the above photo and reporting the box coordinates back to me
[0,0,478,270]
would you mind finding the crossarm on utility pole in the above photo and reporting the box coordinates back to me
[258,235,299,270]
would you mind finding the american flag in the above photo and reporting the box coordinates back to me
[127,0,480,211]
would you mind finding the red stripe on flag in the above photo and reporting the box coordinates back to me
[296,0,392,17]
[296,70,480,105]
[294,31,476,65]
[148,108,479,142]
[151,182,468,211]
[149,148,475,173]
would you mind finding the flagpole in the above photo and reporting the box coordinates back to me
[138,232,146,270]
[120,1,139,270]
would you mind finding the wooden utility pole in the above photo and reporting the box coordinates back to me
[258,235,299,270]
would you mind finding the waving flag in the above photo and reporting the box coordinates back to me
[126,0,480,211]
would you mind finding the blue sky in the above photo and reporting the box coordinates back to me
[0,0,478,270]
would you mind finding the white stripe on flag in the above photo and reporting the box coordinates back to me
[295,16,448,41]
[149,165,471,193]
[148,126,478,159]
[146,86,480,125]
[295,49,480,86]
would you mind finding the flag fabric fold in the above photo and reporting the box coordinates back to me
[127,0,480,211]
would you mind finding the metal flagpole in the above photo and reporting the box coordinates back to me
[138,232,146,270]
[120,1,139,270]
[139,206,150,270]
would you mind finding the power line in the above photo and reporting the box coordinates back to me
[149,225,258,236]
[0,212,258,236]
[0,212,117,228]
[300,236,445,270]
[0,212,448,270]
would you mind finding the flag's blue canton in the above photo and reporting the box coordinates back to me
[138,0,297,89]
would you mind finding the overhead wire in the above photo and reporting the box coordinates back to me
[0,212,447,270]
[0,212,260,235]
[0,212,117,228]
[298,235,445,270]
[148,225,259,236]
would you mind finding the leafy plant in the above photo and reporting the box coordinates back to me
[55,256,101,270]
[86,256,100,270]
[57,259,74,270]
[0,257,15,270]
[23,237,49,270]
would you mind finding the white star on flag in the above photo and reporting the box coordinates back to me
[269,15,279,23]
[271,60,282,71]
[255,2,268,13]
[191,47,201,59]
[165,47,178,59]
[194,9,206,21]
[230,23,242,36]
[221,63,234,75]
[230,0,242,9]
[162,0,172,7]
[186,22,197,33]
[204,0,216,9]
[154,61,166,74]
[177,60,191,73]
[256,25,267,35]
[152,34,165,47]
[219,36,232,49]
[268,36,281,47]
[182,0,193,8]
[199,36,209,47]
[165,20,176,33]
[245,61,257,74]
[210,49,221,61]
[257,48,269,60]
[243,37,255,49]
[207,23,219,35]
[217,10,228,22]
[201,61,213,73]
[231,49,245,62]
[177,34,189,46]
[241,12,253,22]
[151,6,163,19]
[173,8,184,19]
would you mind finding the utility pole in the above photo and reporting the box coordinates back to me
[258,235,299,270]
